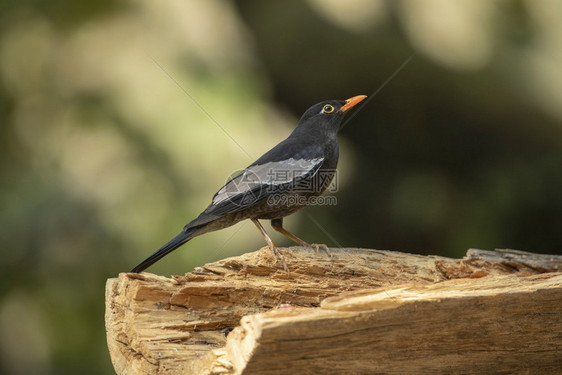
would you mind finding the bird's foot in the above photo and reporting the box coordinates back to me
[266,245,289,272]
[309,243,332,258]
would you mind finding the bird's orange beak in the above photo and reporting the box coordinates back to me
[339,95,367,113]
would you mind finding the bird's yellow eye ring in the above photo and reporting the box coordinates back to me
[322,104,334,114]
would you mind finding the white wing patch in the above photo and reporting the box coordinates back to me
[212,157,323,205]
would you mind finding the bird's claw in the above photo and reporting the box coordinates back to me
[310,243,332,258]
[267,245,289,272]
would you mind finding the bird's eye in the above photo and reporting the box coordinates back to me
[322,104,334,114]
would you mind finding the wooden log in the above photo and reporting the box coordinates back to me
[105,247,562,374]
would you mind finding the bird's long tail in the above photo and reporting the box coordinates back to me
[130,226,202,273]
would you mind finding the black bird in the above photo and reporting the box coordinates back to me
[131,95,367,273]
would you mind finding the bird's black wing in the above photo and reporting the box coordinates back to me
[186,140,325,227]
[211,156,324,208]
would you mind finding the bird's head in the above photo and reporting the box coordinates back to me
[295,95,367,136]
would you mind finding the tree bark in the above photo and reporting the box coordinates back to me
[105,247,562,374]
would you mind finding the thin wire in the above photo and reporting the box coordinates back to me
[149,55,253,160]
[304,211,343,248]
[340,53,416,129]
[203,220,249,264]
[303,54,415,246]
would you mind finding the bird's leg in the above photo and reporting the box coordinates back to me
[271,218,309,246]
[251,219,289,271]
[271,218,331,256]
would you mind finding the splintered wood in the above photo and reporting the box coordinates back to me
[105,248,562,374]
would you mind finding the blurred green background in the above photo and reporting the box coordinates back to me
[1,0,561,373]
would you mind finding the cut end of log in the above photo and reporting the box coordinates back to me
[105,247,562,374]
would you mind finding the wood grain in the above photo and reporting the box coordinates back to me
[105,247,562,374]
